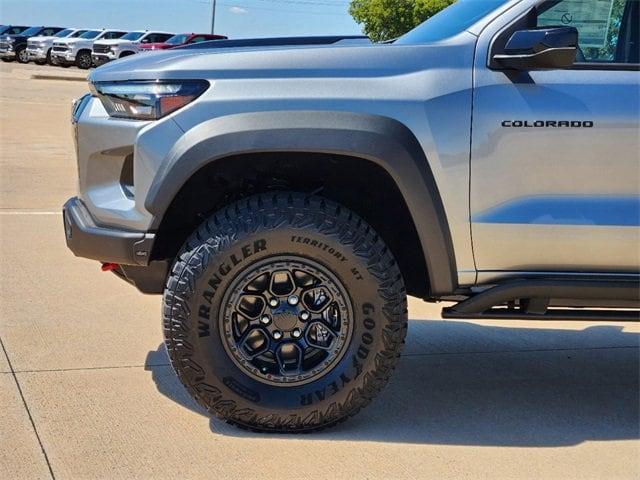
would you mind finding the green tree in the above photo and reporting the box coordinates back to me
[583,0,626,61]
[349,0,455,42]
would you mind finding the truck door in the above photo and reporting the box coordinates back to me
[471,0,639,282]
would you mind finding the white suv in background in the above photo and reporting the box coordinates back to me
[52,29,126,69]
[92,31,174,66]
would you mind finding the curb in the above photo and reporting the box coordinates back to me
[31,74,87,82]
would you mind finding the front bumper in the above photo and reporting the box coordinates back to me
[0,48,15,59]
[66,93,184,294]
[27,47,47,61]
[63,197,155,266]
[92,53,115,66]
[63,197,168,294]
[51,51,76,63]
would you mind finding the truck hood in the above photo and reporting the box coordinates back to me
[89,36,472,82]
[2,34,28,41]
[94,39,136,47]
[28,35,57,43]
[55,38,87,45]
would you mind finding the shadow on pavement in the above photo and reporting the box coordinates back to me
[145,319,639,446]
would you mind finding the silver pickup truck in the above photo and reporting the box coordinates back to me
[27,28,87,65]
[52,29,126,69]
[63,0,639,432]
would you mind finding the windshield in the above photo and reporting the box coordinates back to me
[54,29,73,38]
[21,26,44,37]
[165,34,188,45]
[80,30,101,39]
[0,26,7,35]
[70,30,87,38]
[396,0,510,44]
[121,32,144,41]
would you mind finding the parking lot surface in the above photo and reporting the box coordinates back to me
[1,62,639,479]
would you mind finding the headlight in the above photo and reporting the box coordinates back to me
[90,80,209,120]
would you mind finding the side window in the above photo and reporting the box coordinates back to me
[155,34,174,43]
[10,27,23,34]
[537,0,638,63]
[190,36,208,43]
[103,31,124,40]
[42,28,57,36]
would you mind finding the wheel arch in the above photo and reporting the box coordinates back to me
[146,111,458,296]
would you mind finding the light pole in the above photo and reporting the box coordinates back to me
[210,0,217,34]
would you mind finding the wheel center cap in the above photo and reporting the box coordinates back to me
[273,311,299,331]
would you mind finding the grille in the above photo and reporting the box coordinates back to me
[0,41,10,50]
[93,44,111,54]
[53,44,68,52]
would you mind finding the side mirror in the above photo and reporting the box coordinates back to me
[493,27,578,70]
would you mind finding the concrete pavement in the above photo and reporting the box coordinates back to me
[0,63,638,479]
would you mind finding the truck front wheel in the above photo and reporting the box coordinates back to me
[76,51,92,69]
[162,192,407,432]
[16,46,29,63]
[48,51,59,66]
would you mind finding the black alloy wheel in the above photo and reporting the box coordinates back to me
[76,51,92,69]
[221,257,353,386]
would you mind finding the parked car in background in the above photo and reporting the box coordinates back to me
[139,33,227,52]
[27,28,88,65]
[92,30,174,66]
[0,25,29,36]
[52,29,127,69]
[0,26,64,63]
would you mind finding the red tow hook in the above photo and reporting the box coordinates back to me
[101,263,120,272]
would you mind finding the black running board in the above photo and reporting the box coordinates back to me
[442,279,640,321]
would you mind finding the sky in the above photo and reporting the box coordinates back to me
[0,0,362,38]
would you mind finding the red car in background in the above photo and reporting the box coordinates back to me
[139,33,227,51]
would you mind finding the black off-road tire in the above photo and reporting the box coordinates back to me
[163,192,407,432]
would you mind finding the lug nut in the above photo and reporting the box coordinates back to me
[300,311,310,321]
[269,298,279,308]
[272,331,283,340]
[260,315,271,325]
[288,295,299,306]
[292,328,302,338]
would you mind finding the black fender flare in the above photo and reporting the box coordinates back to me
[146,111,458,295]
